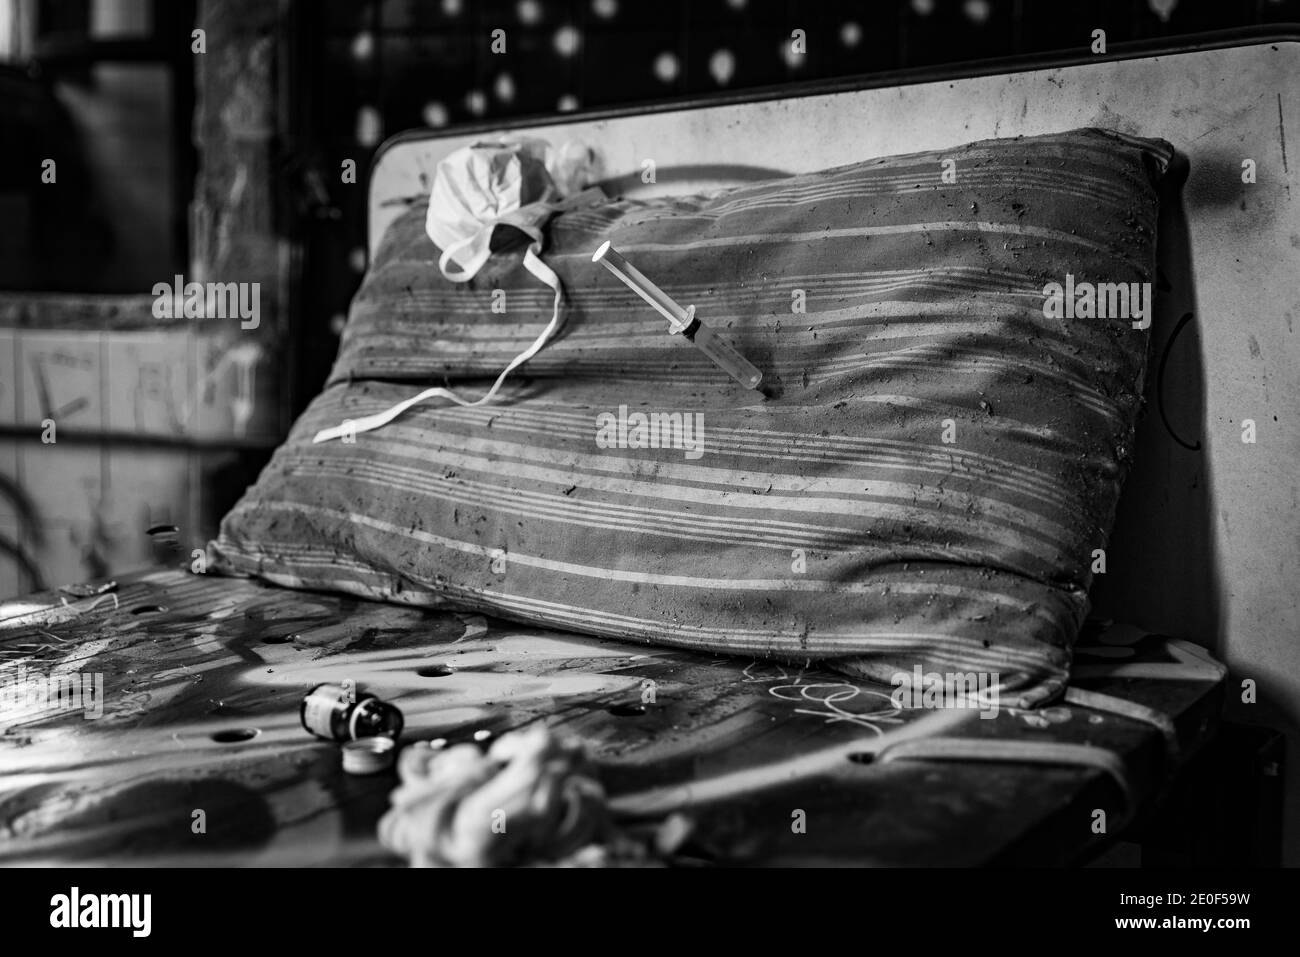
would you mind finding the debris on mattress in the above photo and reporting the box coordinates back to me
[300,681,404,742]
[342,736,397,775]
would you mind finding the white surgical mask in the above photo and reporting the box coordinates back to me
[314,137,601,444]
[427,135,559,282]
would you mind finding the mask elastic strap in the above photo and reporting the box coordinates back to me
[312,243,562,444]
[437,232,489,284]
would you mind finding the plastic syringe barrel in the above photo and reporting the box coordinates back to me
[593,241,763,390]
[685,320,763,391]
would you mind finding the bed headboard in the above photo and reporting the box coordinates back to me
[369,28,1300,842]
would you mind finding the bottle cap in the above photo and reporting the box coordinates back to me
[341,736,397,775]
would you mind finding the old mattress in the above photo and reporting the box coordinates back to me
[0,569,1224,865]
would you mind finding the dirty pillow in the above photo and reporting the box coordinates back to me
[211,127,1174,709]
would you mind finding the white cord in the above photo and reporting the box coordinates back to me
[312,244,563,444]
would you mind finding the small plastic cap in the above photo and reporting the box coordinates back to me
[342,736,397,775]
[592,240,611,262]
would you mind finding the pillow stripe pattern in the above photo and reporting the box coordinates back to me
[213,128,1173,708]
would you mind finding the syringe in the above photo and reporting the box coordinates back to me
[592,241,763,391]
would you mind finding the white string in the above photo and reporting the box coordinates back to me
[312,243,563,445]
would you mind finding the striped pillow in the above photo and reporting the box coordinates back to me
[213,127,1173,709]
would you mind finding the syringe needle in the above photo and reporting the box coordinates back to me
[593,241,763,391]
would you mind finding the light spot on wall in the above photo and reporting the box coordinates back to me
[355,105,382,147]
[464,89,487,116]
[518,0,542,26]
[781,40,805,70]
[1148,0,1179,22]
[422,101,449,128]
[963,0,992,25]
[350,31,374,61]
[494,73,516,104]
[653,51,680,83]
[709,49,736,86]
[553,25,581,57]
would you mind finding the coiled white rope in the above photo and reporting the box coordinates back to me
[378,725,608,867]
